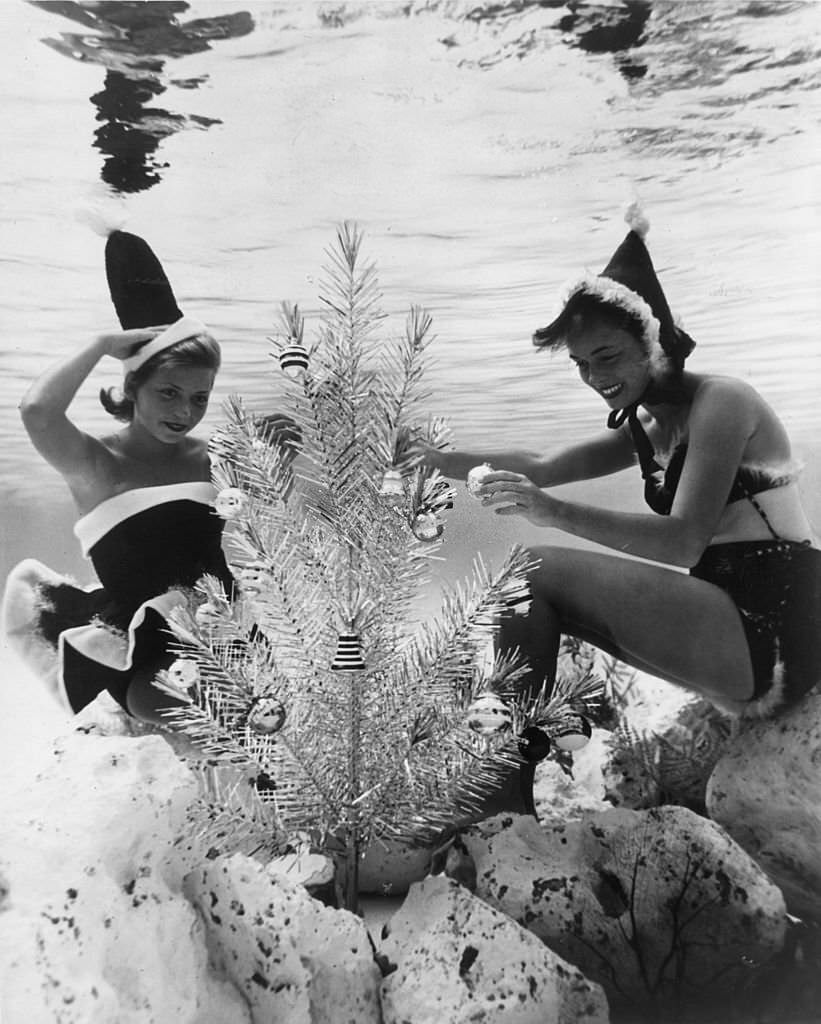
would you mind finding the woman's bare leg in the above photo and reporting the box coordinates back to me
[519,545,755,703]
[473,545,755,823]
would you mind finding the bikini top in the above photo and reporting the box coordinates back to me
[607,404,796,517]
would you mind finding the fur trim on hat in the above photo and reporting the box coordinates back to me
[122,316,211,374]
[559,274,671,378]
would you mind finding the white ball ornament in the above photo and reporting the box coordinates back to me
[466,463,494,498]
[466,692,513,735]
[215,487,248,519]
[166,658,200,691]
[552,714,593,751]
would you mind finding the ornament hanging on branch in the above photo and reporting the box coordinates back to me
[379,467,405,500]
[214,487,248,520]
[411,509,443,543]
[246,695,287,735]
[272,302,309,378]
[406,464,454,542]
[279,341,309,377]
[517,725,552,763]
[550,713,593,751]
[331,632,366,671]
[466,691,513,735]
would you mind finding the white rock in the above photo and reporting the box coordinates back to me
[706,690,821,921]
[0,732,249,1023]
[460,808,787,1011]
[265,850,335,890]
[378,874,609,1023]
[184,854,382,1024]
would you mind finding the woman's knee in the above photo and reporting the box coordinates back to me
[524,545,581,601]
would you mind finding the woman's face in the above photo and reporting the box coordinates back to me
[131,364,215,444]
[566,320,651,411]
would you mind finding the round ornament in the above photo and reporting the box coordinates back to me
[279,342,309,377]
[466,692,512,735]
[517,725,552,763]
[466,463,494,498]
[247,696,287,735]
[379,467,405,499]
[167,658,199,691]
[552,714,592,751]
[412,510,444,542]
[214,487,248,519]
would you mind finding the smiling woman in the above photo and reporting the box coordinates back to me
[425,204,821,742]
[0,229,237,722]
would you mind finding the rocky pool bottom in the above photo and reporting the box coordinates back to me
[1,675,819,1024]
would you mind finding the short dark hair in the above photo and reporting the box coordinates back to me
[545,292,645,352]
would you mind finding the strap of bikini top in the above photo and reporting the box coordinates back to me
[739,483,782,542]
[607,403,672,514]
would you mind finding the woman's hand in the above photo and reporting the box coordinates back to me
[99,327,167,361]
[475,470,556,526]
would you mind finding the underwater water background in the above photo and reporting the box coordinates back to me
[1,0,820,604]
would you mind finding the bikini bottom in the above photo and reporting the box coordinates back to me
[690,540,821,709]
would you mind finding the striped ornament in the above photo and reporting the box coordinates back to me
[279,342,309,376]
[331,632,366,671]
[551,714,593,751]
[466,692,512,735]
[379,467,405,498]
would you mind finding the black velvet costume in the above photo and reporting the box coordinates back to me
[2,482,233,713]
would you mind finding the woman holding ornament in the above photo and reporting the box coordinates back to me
[428,205,821,719]
[2,229,234,723]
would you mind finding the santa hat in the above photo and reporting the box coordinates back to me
[105,230,183,330]
[104,229,208,373]
[532,203,695,376]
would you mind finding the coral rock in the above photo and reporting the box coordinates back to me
[0,732,248,1023]
[706,689,821,921]
[184,854,382,1024]
[378,874,609,1023]
[460,809,787,1011]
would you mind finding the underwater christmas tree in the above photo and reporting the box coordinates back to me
[158,224,603,910]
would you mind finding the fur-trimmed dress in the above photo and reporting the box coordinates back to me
[2,482,233,713]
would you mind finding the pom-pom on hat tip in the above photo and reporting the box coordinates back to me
[74,197,129,238]
[623,200,650,239]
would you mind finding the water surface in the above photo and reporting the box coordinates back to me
[2,0,820,584]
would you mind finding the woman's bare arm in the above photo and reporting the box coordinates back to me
[480,380,761,568]
[428,426,636,487]
[19,329,157,480]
